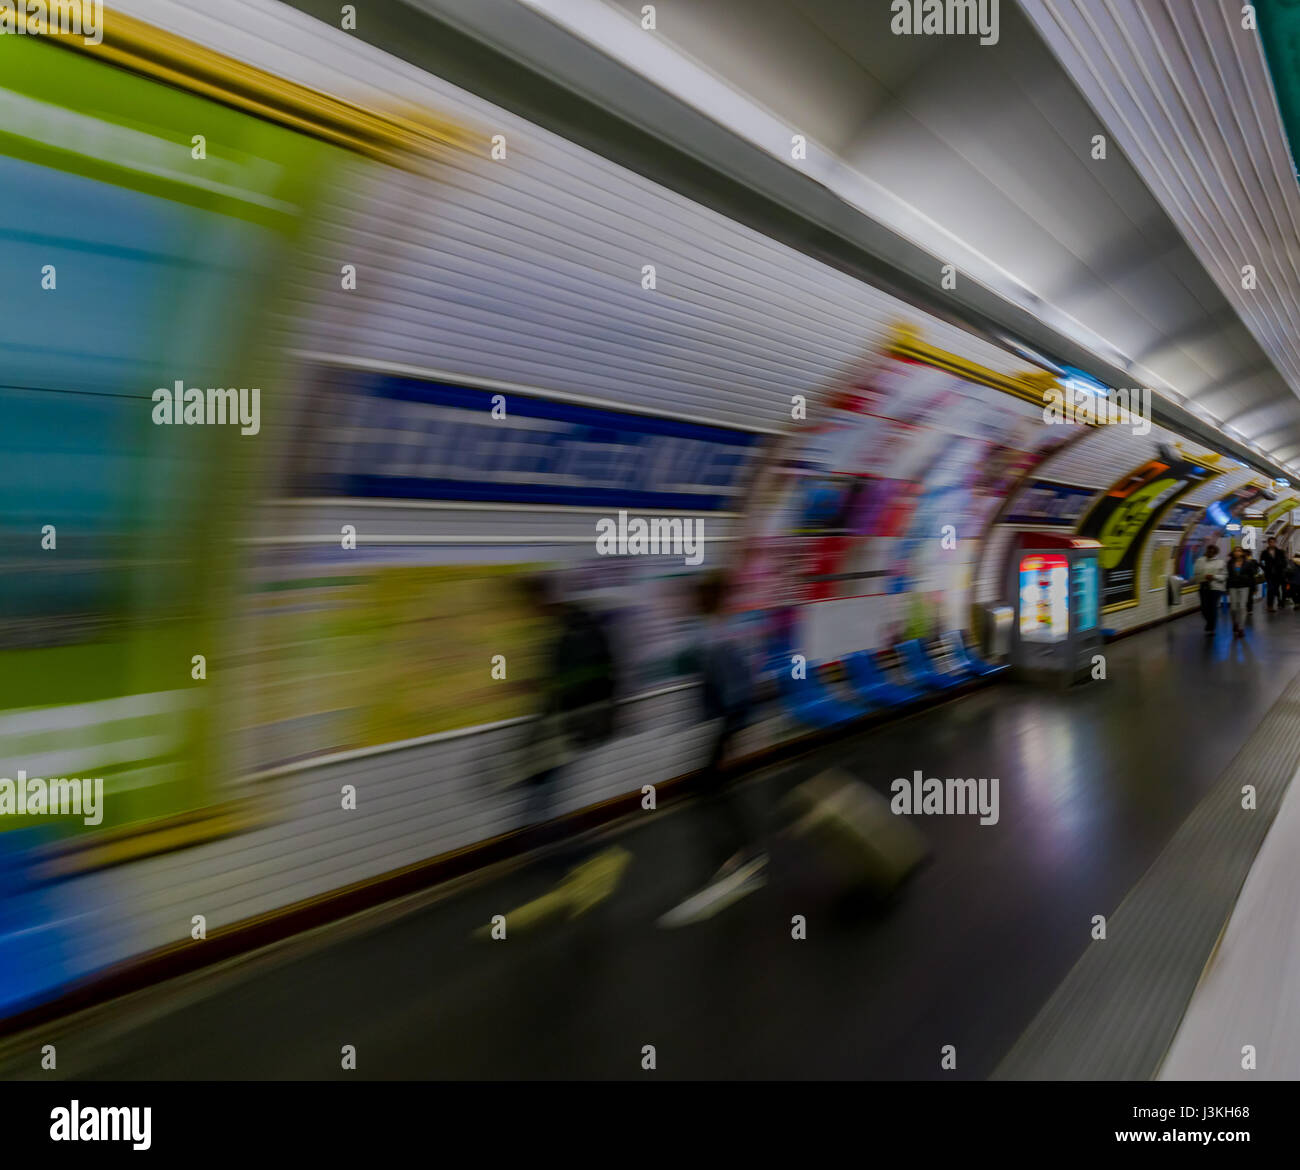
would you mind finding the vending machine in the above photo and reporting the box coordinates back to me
[1008,533,1104,685]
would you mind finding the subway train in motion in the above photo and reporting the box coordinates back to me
[1,0,1295,1020]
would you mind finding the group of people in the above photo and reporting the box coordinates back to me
[1192,536,1300,637]
[514,570,765,928]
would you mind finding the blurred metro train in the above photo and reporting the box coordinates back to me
[1,0,1294,1017]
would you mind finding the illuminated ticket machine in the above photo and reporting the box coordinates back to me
[1009,534,1104,686]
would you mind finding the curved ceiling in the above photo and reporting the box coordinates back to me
[490,0,1300,479]
[1020,0,1300,463]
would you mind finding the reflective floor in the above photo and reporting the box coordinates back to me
[10,607,1300,1080]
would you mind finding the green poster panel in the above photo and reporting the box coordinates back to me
[0,31,345,854]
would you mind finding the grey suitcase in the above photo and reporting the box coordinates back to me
[781,769,928,896]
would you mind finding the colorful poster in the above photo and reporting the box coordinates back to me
[1019,554,1070,642]
[1263,496,1300,529]
[1176,483,1272,579]
[1077,457,1214,608]
[1157,502,1204,533]
[236,549,725,768]
[1072,558,1099,632]
[0,22,357,1015]
[0,32,342,845]
[1005,481,1097,527]
[739,345,1075,650]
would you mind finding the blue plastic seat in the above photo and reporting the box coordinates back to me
[899,639,967,691]
[775,656,867,728]
[944,629,1007,678]
[844,650,924,706]
[928,639,975,681]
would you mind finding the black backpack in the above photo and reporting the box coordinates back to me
[554,605,618,747]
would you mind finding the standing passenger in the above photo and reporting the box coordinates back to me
[1193,544,1227,635]
[1226,547,1254,638]
[1244,547,1261,617]
[1261,536,1287,613]
[658,571,765,928]
[514,574,618,871]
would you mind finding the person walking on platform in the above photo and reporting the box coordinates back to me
[1193,544,1227,634]
[1227,546,1254,638]
[1244,548,1261,617]
[1261,536,1287,613]
[658,571,766,928]
[1289,553,1300,611]
[470,572,635,941]
[506,574,628,883]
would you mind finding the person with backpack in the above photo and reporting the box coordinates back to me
[514,573,618,871]
[658,571,766,928]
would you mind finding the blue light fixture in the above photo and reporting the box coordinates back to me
[1207,499,1233,529]
[1057,365,1110,399]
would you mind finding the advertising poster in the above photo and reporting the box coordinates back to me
[1263,496,1300,531]
[1018,554,1070,642]
[0,33,345,849]
[1175,483,1272,579]
[1072,558,1100,632]
[1077,457,1214,609]
[741,344,1075,653]
[1157,502,1204,534]
[237,550,725,769]
[1005,481,1097,527]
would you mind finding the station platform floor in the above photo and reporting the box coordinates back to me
[1160,751,1300,1080]
[8,605,1300,1080]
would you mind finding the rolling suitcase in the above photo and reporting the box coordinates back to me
[781,768,928,897]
